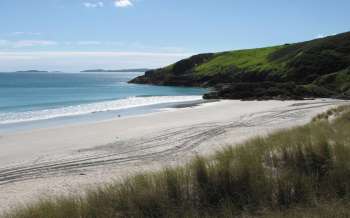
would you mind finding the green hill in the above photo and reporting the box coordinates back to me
[130,32,350,100]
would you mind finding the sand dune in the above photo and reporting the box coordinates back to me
[0,99,346,213]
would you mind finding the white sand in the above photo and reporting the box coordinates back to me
[0,99,347,213]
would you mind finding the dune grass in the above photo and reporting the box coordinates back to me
[4,105,350,218]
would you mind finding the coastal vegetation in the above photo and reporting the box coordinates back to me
[4,105,350,218]
[130,31,350,100]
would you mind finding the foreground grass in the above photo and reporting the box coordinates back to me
[4,105,350,218]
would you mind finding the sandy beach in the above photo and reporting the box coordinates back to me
[0,99,347,213]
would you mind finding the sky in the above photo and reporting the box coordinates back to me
[0,0,349,72]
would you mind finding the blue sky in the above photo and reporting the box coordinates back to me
[0,0,349,72]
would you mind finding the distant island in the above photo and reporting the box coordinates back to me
[15,70,49,73]
[81,68,149,73]
[130,31,350,100]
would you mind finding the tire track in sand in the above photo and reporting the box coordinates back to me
[0,100,343,185]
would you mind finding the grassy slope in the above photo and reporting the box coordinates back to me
[195,46,285,76]
[5,105,350,218]
[194,31,350,81]
[130,31,350,98]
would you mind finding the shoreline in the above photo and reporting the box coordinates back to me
[0,99,347,213]
[0,97,208,134]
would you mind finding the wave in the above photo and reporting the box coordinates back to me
[0,96,203,125]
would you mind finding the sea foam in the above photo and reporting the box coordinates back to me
[0,96,203,124]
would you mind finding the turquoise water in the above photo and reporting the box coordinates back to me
[0,72,206,131]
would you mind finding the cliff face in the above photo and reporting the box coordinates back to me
[130,32,350,100]
[130,53,215,86]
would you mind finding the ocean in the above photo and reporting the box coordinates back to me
[0,72,207,133]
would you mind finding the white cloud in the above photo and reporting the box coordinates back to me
[315,34,326,39]
[315,33,336,39]
[0,40,58,48]
[12,32,42,36]
[0,40,127,49]
[115,0,133,8]
[0,51,193,72]
[83,2,104,8]
[63,41,124,46]
[0,51,191,58]
[13,40,58,48]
